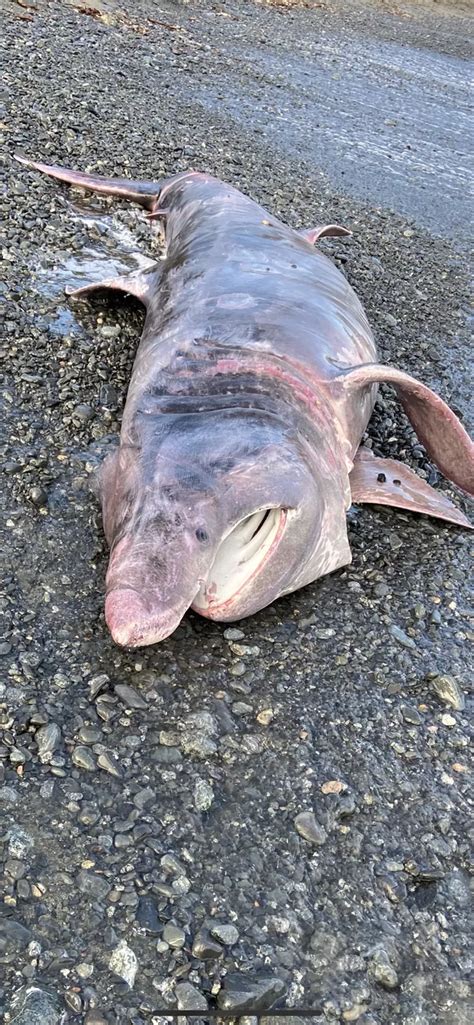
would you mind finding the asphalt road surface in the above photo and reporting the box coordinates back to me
[1,1,473,1024]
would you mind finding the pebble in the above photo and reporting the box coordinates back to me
[72,746,96,771]
[162,923,186,948]
[109,939,138,988]
[294,811,327,845]
[77,869,111,900]
[194,778,215,811]
[76,962,94,978]
[97,751,122,777]
[29,485,48,507]
[114,682,148,708]
[389,624,417,649]
[401,704,422,725]
[5,985,61,1025]
[175,982,208,1010]
[35,722,61,761]
[89,674,110,699]
[430,674,465,710]
[210,922,239,946]
[136,896,162,934]
[368,946,399,989]
[77,726,102,744]
[192,928,224,959]
[224,627,245,640]
[440,713,456,727]
[217,971,286,1013]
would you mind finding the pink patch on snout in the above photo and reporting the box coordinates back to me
[105,590,167,648]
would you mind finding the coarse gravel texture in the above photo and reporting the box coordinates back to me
[1,1,473,1024]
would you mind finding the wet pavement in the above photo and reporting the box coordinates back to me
[1,1,473,1024]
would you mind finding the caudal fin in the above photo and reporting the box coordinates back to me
[15,154,161,210]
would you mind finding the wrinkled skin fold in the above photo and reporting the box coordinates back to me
[17,156,474,647]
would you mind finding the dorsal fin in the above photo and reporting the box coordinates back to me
[299,224,352,244]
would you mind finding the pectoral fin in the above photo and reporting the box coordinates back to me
[349,448,472,528]
[66,264,161,307]
[15,154,162,209]
[336,363,474,496]
[299,224,352,244]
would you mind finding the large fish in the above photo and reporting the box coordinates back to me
[17,157,474,647]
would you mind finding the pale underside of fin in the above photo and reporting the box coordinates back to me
[299,224,352,244]
[349,448,472,529]
[335,363,474,497]
[66,265,161,306]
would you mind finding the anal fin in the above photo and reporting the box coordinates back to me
[66,264,161,307]
[349,447,472,529]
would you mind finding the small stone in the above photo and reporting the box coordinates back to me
[109,939,138,987]
[389,625,417,649]
[89,674,110,699]
[6,858,26,880]
[440,713,456,727]
[115,683,148,709]
[30,486,48,507]
[256,708,273,725]
[77,726,101,744]
[321,779,344,794]
[217,972,286,1013]
[294,811,327,845]
[8,827,34,858]
[73,403,94,420]
[194,778,215,811]
[224,628,245,640]
[35,723,61,762]
[368,946,399,989]
[161,853,187,876]
[430,675,465,710]
[76,962,94,978]
[210,922,239,946]
[98,751,122,777]
[72,746,96,771]
[401,704,422,725]
[175,982,208,1011]
[100,324,121,339]
[181,734,217,758]
[192,928,224,959]
[136,896,162,935]
[162,923,186,948]
[77,869,111,900]
[65,991,83,1014]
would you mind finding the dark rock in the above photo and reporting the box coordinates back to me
[217,972,286,1013]
[5,985,61,1025]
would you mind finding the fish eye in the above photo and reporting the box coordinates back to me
[195,528,209,543]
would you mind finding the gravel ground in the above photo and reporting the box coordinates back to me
[1,1,473,1023]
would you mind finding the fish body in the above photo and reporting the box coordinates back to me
[17,158,474,647]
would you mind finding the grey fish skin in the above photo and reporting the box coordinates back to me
[16,158,474,648]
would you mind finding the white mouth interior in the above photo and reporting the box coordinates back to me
[194,507,284,612]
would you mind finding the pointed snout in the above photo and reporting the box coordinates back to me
[105,589,182,648]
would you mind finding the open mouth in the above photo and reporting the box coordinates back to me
[193,507,287,616]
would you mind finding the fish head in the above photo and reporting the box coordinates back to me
[100,409,350,647]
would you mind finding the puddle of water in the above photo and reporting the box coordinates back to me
[34,203,157,318]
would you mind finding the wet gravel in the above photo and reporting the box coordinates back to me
[1,1,473,1023]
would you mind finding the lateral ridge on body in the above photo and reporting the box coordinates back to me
[17,156,474,647]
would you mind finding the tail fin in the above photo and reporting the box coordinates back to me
[15,155,161,210]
